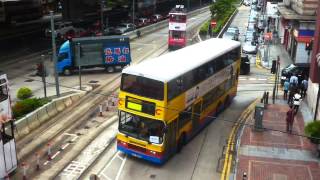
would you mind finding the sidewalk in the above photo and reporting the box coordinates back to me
[235,99,320,180]
[257,42,293,70]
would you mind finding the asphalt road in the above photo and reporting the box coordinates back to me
[80,5,277,180]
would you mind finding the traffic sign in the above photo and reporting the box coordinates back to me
[211,20,217,29]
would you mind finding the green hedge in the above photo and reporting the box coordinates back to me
[17,87,32,100]
[305,120,320,143]
[199,7,236,36]
[13,98,50,119]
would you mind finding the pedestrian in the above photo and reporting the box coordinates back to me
[286,107,295,133]
[293,92,302,114]
[283,79,290,100]
[301,78,308,98]
[288,84,296,106]
[289,74,298,86]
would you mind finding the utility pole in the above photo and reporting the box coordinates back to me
[50,11,60,97]
[41,55,47,98]
[100,0,105,32]
[132,0,135,25]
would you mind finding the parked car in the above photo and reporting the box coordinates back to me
[137,17,151,27]
[114,23,136,35]
[45,21,77,39]
[151,14,163,23]
[223,26,240,41]
[242,41,257,54]
[280,63,310,85]
[240,54,250,75]
[103,26,116,35]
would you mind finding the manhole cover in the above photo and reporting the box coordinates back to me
[24,79,34,82]
[150,174,156,179]
[89,80,99,83]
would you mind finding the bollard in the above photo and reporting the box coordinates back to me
[35,152,40,171]
[243,172,247,180]
[99,104,103,116]
[105,100,109,111]
[266,92,269,104]
[47,143,52,160]
[21,162,28,180]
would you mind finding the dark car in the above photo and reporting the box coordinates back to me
[240,54,250,75]
[280,63,310,85]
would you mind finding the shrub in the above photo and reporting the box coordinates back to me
[17,87,32,100]
[12,98,50,119]
[305,120,320,144]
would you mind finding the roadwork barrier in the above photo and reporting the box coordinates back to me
[14,91,86,140]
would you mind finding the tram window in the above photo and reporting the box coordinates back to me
[179,106,192,129]
[0,80,8,101]
[168,77,183,100]
[183,71,195,91]
[215,56,225,72]
[1,122,13,142]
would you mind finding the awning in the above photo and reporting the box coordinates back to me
[294,36,313,43]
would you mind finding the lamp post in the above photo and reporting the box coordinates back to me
[132,0,135,25]
[100,0,105,32]
[50,11,60,97]
[314,53,320,121]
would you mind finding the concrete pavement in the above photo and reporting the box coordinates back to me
[234,38,320,179]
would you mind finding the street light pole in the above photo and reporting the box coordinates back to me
[314,54,320,121]
[100,0,105,32]
[50,11,60,97]
[132,0,135,25]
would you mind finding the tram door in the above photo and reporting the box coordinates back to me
[192,101,202,132]
[0,121,17,178]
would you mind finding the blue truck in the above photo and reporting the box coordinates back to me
[57,36,131,75]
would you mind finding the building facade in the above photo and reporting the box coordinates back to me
[307,0,320,120]
[277,0,319,120]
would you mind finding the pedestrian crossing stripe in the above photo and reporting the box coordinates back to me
[239,76,274,81]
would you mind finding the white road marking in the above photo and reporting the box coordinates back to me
[137,48,142,51]
[43,161,49,166]
[61,143,70,150]
[99,152,127,180]
[51,151,60,159]
[115,155,127,180]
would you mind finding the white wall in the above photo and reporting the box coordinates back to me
[295,42,311,63]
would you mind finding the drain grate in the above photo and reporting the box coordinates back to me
[25,79,34,82]
[89,80,99,83]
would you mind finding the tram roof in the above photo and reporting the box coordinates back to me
[122,38,241,83]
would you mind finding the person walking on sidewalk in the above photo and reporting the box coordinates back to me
[288,84,297,106]
[300,78,308,98]
[293,92,302,114]
[289,74,298,86]
[283,80,290,100]
[286,107,295,133]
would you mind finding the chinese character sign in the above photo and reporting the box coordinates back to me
[103,46,130,64]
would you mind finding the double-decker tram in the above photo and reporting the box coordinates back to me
[117,38,241,164]
[0,72,17,178]
[168,5,187,50]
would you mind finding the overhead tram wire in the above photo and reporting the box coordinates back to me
[21,77,320,141]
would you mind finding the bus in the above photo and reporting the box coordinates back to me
[117,38,241,164]
[0,72,17,178]
[0,0,42,24]
[168,5,187,50]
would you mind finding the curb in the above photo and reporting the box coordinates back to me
[220,98,259,180]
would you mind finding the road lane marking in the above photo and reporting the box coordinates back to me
[51,151,60,159]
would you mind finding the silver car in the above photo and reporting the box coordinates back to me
[114,23,136,35]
